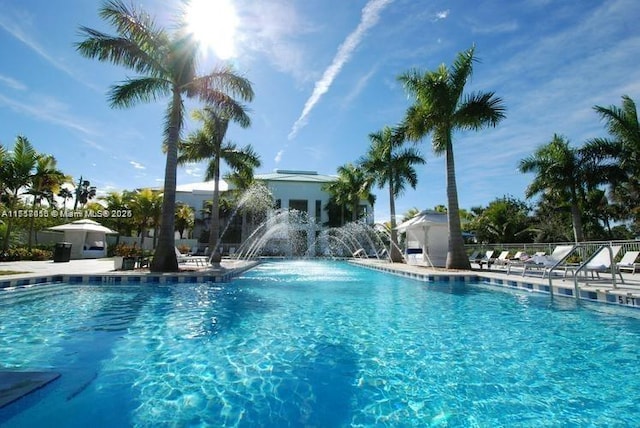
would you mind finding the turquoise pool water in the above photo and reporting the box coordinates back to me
[1,260,639,426]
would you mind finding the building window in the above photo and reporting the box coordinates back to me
[275,199,281,209]
[315,200,321,220]
[289,199,308,213]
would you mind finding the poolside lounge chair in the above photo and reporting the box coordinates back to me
[519,245,575,278]
[579,245,623,281]
[492,251,511,269]
[617,250,640,274]
[175,247,208,266]
[468,250,481,264]
[477,250,496,269]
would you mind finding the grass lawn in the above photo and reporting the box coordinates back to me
[0,270,30,276]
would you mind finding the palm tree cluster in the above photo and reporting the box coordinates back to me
[511,96,640,243]
[325,46,505,268]
[77,0,254,271]
[0,136,69,251]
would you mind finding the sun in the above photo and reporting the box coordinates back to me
[184,0,239,60]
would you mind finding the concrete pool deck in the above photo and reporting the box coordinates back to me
[2,257,640,308]
[351,259,640,309]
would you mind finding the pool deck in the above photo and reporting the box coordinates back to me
[350,259,640,309]
[0,257,259,288]
[2,257,640,309]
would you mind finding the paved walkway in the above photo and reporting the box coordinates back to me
[0,258,254,281]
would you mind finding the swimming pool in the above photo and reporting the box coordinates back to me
[1,260,639,426]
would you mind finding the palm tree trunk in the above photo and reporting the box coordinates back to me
[209,154,221,254]
[27,197,38,249]
[445,140,471,269]
[150,90,181,272]
[570,190,584,242]
[388,181,402,263]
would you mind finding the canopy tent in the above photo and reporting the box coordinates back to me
[48,219,118,259]
[396,210,448,267]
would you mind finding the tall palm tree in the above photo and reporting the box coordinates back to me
[398,46,506,269]
[519,134,592,242]
[1,136,38,251]
[129,188,162,248]
[77,1,253,272]
[25,154,68,248]
[175,203,195,239]
[101,190,134,244]
[584,95,640,225]
[359,126,425,262]
[178,105,258,254]
[57,188,74,211]
[330,163,375,223]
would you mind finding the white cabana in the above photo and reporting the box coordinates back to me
[396,210,448,267]
[48,219,118,259]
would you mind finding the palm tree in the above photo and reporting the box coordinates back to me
[25,154,68,248]
[519,134,592,242]
[359,126,425,262]
[178,104,258,254]
[584,95,640,225]
[77,1,254,272]
[1,136,38,251]
[73,177,97,209]
[101,190,134,244]
[129,188,162,248]
[175,203,194,239]
[330,163,375,223]
[398,46,506,269]
[57,188,74,211]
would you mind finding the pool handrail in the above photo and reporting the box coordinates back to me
[572,244,622,298]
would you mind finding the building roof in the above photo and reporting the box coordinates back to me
[255,169,337,183]
[176,179,230,193]
[396,210,448,232]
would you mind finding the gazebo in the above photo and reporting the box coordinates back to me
[395,210,448,267]
[48,219,118,259]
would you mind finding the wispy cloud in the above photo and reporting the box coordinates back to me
[0,7,101,91]
[288,0,394,140]
[130,161,146,170]
[0,93,99,137]
[0,74,26,91]
[434,10,449,21]
[341,67,377,109]
[274,149,284,164]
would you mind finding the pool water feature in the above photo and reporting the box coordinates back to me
[1,260,639,426]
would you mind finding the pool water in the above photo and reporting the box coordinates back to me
[1,260,640,426]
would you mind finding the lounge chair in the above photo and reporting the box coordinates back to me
[478,250,496,269]
[579,245,623,281]
[468,250,481,264]
[175,247,208,266]
[617,250,640,274]
[492,251,511,268]
[519,245,575,278]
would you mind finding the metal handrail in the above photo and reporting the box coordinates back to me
[546,244,579,297]
[572,244,620,299]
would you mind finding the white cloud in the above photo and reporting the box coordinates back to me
[0,8,100,91]
[130,161,146,170]
[434,10,449,21]
[274,149,284,163]
[288,0,394,140]
[0,74,26,90]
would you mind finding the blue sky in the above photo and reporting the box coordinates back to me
[1,0,639,223]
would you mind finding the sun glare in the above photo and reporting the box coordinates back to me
[185,0,239,60]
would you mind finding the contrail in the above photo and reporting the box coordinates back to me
[288,0,394,140]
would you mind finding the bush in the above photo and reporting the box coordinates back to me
[0,247,53,261]
[113,243,143,257]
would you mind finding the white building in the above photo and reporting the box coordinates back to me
[175,169,375,254]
